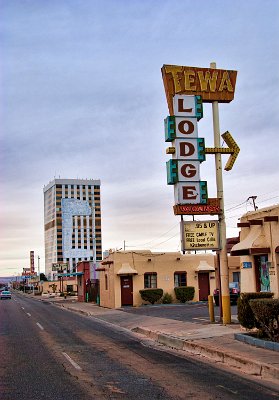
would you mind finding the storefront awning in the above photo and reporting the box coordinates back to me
[230,225,270,256]
[195,260,215,272]
[117,263,138,275]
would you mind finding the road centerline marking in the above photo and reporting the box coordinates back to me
[217,385,238,394]
[62,352,82,371]
[36,322,44,330]
[27,313,31,317]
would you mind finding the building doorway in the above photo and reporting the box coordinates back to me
[198,272,210,301]
[120,275,133,306]
[254,255,270,292]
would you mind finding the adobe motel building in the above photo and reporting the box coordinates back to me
[97,251,240,309]
[230,204,279,298]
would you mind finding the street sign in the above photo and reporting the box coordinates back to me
[181,220,220,251]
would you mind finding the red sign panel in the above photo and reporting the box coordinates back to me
[173,198,221,215]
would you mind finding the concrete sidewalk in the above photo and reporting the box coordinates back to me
[47,299,279,383]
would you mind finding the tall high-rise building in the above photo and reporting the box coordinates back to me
[43,179,102,278]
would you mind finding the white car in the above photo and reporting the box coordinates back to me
[0,290,12,300]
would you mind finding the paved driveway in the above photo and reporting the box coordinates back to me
[120,303,238,323]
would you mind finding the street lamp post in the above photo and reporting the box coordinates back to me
[38,256,40,276]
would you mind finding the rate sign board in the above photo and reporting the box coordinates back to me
[181,220,220,251]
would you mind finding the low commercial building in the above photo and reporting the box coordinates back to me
[231,204,279,297]
[39,276,78,295]
[77,261,99,303]
[97,250,240,308]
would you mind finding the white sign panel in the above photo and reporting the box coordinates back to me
[175,117,198,138]
[181,220,220,251]
[177,161,201,182]
[173,95,197,117]
[174,138,201,160]
[174,182,203,204]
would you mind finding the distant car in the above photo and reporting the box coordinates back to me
[213,282,240,306]
[0,290,12,300]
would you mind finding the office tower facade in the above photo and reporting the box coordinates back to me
[43,179,102,278]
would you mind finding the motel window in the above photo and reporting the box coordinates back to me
[144,273,157,289]
[105,274,108,290]
[174,271,187,287]
[233,272,240,283]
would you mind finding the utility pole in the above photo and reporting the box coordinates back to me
[247,195,258,211]
[211,62,231,324]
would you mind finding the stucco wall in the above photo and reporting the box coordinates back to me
[233,205,279,298]
[99,251,240,308]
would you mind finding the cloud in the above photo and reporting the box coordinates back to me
[1,0,278,275]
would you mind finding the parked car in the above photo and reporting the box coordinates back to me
[213,282,240,306]
[0,290,12,300]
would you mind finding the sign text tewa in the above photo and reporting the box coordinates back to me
[162,65,237,115]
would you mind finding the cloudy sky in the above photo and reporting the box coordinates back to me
[1,0,278,277]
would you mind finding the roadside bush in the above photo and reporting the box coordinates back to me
[174,286,195,303]
[139,289,163,304]
[161,293,173,304]
[249,299,279,342]
[237,292,273,330]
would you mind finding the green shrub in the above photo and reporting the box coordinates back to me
[237,292,273,330]
[174,286,195,303]
[161,293,173,304]
[249,299,279,342]
[139,289,163,304]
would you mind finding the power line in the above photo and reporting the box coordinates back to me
[149,232,179,249]
[126,191,279,250]
[125,222,179,248]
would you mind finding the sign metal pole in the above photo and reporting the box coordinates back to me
[210,62,231,324]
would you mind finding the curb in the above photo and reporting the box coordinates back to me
[133,327,279,381]
[54,303,92,316]
[235,333,279,352]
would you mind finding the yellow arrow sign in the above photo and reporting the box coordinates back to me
[205,131,240,171]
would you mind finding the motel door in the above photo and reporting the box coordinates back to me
[198,272,210,301]
[254,255,270,292]
[120,276,133,306]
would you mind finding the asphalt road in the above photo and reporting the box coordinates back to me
[1,293,278,400]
